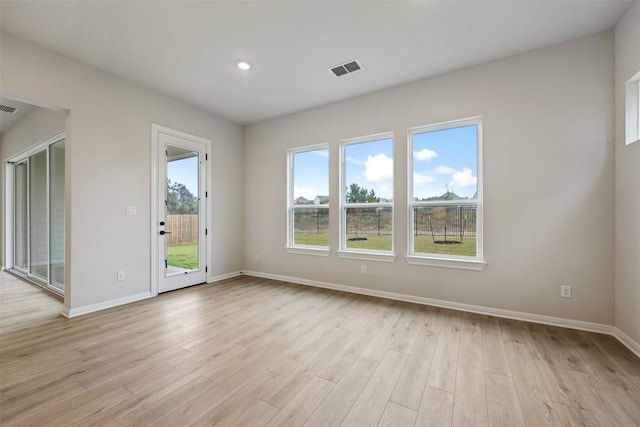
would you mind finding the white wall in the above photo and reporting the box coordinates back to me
[0,105,67,269]
[244,31,615,324]
[614,1,640,344]
[1,33,244,312]
[0,105,66,162]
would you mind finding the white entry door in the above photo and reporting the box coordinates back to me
[153,125,209,293]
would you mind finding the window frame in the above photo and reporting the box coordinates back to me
[339,132,396,262]
[406,117,486,270]
[286,143,330,256]
[625,70,640,145]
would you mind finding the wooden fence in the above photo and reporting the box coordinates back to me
[166,214,198,245]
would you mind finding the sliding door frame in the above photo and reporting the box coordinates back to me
[4,131,66,296]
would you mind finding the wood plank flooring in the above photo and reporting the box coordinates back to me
[1,272,639,426]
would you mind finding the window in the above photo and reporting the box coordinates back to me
[408,118,484,270]
[625,70,640,145]
[287,145,329,254]
[340,133,394,258]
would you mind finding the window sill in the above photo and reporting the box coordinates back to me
[285,246,330,257]
[338,250,396,263]
[405,255,487,271]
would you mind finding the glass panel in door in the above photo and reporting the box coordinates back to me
[14,162,28,271]
[29,150,48,281]
[49,139,65,290]
[165,145,199,276]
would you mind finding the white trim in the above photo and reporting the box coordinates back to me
[61,271,241,318]
[337,250,396,263]
[6,131,66,163]
[625,70,640,145]
[405,255,487,271]
[613,327,640,359]
[285,247,330,256]
[288,143,330,156]
[151,123,212,296]
[150,126,159,297]
[206,270,242,283]
[239,270,630,345]
[407,117,483,264]
[341,130,395,145]
[5,133,66,293]
[61,291,153,318]
[287,144,330,248]
[340,132,395,254]
[3,163,14,270]
[411,200,478,207]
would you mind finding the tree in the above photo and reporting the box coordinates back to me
[167,179,198,214]
[346,183,379,203]
[345,183,380,238]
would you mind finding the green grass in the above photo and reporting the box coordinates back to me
[169,234,476,267]
[294,233,476,256]
[294,233,329,247]
[414,236,476,257]
[167,243,198,269]
[346,235,392,251]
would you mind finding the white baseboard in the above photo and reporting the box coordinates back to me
[55,268,639,358]
[61,271,242,318]
[613,327,640,359]
[207,271,242,283]
[241,270,640,357]
[61,291,153,318]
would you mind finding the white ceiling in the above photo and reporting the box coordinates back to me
[0,1,633,125]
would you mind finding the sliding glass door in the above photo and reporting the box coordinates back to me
[14,162,29,271]
[9,135,65,294]
[30,150,48,281]
[49,139,65,291]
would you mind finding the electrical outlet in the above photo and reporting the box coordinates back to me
[361,265,367,274]
[126,206,137,216]
[117,271,125,281]
[560,285,571,298]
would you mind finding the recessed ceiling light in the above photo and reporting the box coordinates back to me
[236,60,252,71]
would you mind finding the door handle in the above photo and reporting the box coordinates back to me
[159,230,172,235]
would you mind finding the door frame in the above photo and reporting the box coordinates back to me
[150,124,212,296]
[3,131,66,295]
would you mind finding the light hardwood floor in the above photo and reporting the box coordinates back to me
[1,272,639,426]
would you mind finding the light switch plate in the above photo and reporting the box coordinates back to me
[126,206,137,216]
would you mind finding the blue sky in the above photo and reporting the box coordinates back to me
[293,149,329,200]
[292,126,477,201]
[412,124,477,199]
[344,138,394,200]
[168,156,199,196]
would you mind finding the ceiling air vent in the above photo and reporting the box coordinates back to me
[330,59,362,77]
[0,104,18,114]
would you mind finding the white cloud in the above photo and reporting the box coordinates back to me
[434,165,456,175]
[364,154,394,198]
[294,186,318,200]
[414,148,438,161]
[413,172,434,184]
[450,168,477,188]
[365,154,393,183]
